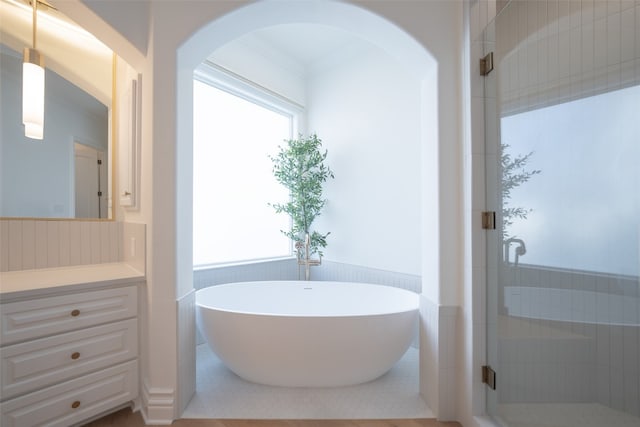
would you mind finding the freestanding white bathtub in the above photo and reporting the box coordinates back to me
[195,281,419,387]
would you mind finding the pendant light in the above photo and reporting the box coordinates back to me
[23,0,45,140]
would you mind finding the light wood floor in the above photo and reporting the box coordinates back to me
[82,407,462,427]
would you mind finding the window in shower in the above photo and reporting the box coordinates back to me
[501,84,640,277]
[193,64,300,266]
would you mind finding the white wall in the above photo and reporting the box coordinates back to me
[308,44,421,275]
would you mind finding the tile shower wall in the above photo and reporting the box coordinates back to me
[498,265,640,416]
[488,0,640,420]
[0,218,145,272]
[497,0,640,116]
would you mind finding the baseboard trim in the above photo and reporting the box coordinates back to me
[140,380,176,425]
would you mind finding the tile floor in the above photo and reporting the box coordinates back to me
[183,344,433,419]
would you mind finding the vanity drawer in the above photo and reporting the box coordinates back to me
[1,318,137,400]
[0,360,138,427]
[0,285,137,345]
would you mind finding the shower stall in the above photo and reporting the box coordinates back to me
[484,1,640,426]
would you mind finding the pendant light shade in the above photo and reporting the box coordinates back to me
[23,47,45,140]
[23,0,45,140]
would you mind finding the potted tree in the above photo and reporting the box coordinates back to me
[270,133,334,280]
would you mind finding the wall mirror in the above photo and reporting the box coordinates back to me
[0,0,115,219]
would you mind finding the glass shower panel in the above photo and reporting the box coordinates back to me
[485,1,640,426]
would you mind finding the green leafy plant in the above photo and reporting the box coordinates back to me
[501,143,541,240]
[270,134,334,257]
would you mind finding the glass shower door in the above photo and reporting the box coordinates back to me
[485,1,640,426]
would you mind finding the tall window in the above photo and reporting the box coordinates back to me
[193,65,298,266]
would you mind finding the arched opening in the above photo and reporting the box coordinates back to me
[176,0,440,416]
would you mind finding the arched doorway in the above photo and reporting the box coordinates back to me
[175,0,440,416]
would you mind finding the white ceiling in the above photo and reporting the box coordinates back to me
[220,23,370,73]
[252,24,361,67]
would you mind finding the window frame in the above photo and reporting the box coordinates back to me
[192,61,304,268]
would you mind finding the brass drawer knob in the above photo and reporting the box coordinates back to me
[71,401,81,409]
[71,352,80,360]
[71,309,80,317]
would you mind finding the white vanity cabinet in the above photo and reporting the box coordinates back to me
[0,266,142,427]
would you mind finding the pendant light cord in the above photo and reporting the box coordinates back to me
[32,0,37,49]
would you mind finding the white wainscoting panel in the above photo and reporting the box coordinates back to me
[177,289,196,417]
[0,219,147,273]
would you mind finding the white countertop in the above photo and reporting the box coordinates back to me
[0,263,145,301]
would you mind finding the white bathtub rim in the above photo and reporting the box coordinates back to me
[195,280,420,318]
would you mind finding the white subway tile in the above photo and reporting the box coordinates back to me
[620,7,636,62]
[621,0,634,10]
[545,0,558,36]
[635,5,640,59]
[536,37,548,83]
[592,65,609,92]
[526,1,538,41]
[623,327,639,376]
[570,26,582,76]
[597,364,611,405]
[608,13,622,65]
[594,0,609,19]
[487,0,496,23]
[479,0,488,38]
[594,17,608,69]
[558,0,572,31]
[485,50,498,96]
[610,366,625,410]
[582,0,595,24]
[570,0,582,29]
[471,42,484,99]
[623,296,639,325]
[624,378,640,418]
[610,328,624,382]
[608,0,622,15]
[559,30,572,78]
[471,96,485,153]
[547,32,560,82]
[486,98,500,155]
[528,43,539,89]
[470,0,481,42]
